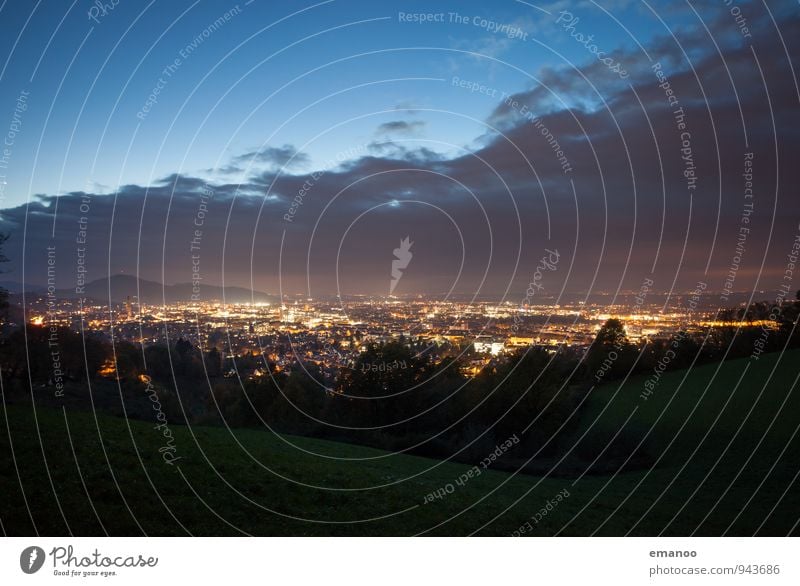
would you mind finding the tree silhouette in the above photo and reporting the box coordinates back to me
[595,318,627,347]
[586,318,635,382]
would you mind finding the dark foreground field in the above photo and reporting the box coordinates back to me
[1,350,799,536]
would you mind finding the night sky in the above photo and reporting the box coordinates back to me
[0,0,798,300]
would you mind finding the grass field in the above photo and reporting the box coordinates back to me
[1,349,799,536]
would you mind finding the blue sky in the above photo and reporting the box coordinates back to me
[0,0,681,205]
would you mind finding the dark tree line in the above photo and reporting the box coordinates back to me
[585,292,800,386]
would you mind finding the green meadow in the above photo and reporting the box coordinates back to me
[2,349,798,536]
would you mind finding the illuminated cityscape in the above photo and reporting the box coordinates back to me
[18,287,776,384]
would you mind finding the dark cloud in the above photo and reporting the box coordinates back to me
[216,144,311,174]
[366,141,446,163]
[374,120,426,136]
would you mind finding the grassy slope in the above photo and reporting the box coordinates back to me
[564,347,800,535]
[1,350,798,536]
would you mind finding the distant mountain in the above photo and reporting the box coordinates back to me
[0,280,45,294]
[55,275,278,304]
